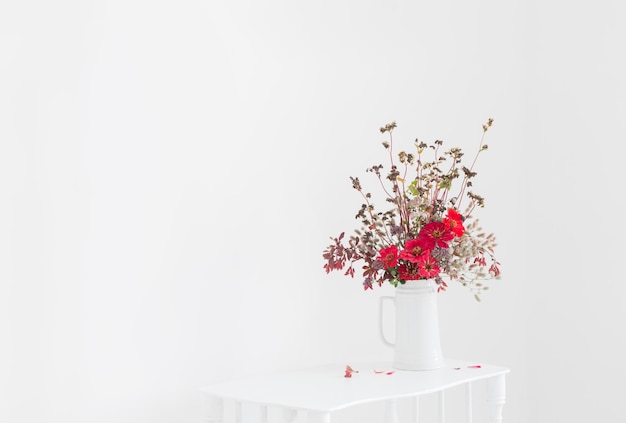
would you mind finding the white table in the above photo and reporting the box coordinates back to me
[200,359,509,423]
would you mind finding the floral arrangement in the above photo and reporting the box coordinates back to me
[322,119,501,300]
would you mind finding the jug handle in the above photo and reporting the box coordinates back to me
[379,296,395,347]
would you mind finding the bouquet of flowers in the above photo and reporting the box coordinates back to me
[322,119,501,300]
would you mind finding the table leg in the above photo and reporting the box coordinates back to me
[486,374,506,423]
[383,399,399,423]
[465,382,473,423]
[438,391,445,423]
[251,404,269,423]
[234,401,242,423]
[203,395,223,423]
[308,410,331,423]
[283,408,298,423]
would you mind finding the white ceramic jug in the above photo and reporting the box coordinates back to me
[379,279,445,371]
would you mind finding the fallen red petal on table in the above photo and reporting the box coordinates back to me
[468,365,482,369]
[344,365,359,378]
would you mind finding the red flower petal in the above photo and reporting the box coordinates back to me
[344,365,359,377]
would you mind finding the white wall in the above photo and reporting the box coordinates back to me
[1,1,624,422]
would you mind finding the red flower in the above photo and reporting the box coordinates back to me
[446,208,463,221]
[443,208,465,237]
[398,238,431,263]
[398,263,422,280]
[378,245,399,268]
[419,221,455,248]
[417,255,441,279]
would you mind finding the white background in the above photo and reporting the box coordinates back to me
[1,1,625,422]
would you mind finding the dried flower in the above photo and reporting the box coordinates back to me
[322,120,501,300]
